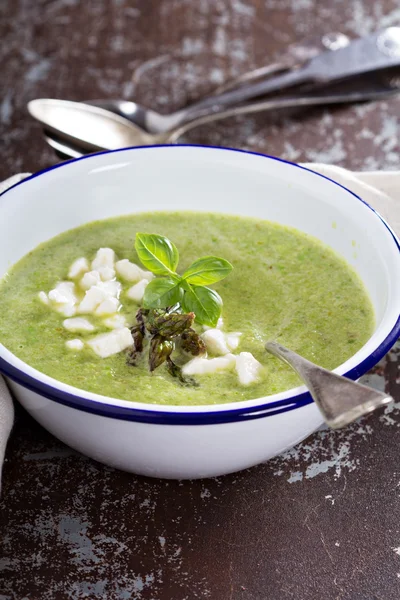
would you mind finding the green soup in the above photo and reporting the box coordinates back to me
[0,212,374,405]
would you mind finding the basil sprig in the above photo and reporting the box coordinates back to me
[135,233,233,327]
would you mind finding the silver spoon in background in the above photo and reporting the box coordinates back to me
[28,75,400,156]
[86,62,291,128]
[79,27,400,134]
[81,32,350,126]
[266,341,392,429]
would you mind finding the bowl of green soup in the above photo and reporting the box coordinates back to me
[0,145,399,478]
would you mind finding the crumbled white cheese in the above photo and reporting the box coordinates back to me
[78,286,107,313]
[225,332,242,351]
[78,280,122,314]
[38,291,49,305]
[127,279,148,303]
[103,314,127,329]
[97,280,121,298]
[63,317,95,332]
[182,353,236,376]
[97,266,116,281]
[115,259,142,282]
[203,316,224,331]
[87,327,132,358]
[91,248,115,270]
[141,270,155,281]
[48,281,77,304]
[201,329,230,356]
[48,282,78,316]
[95,296,120,316]
[80,270,101,290]
[59,304,77,317]
[68,257,89,279]
[235,352,262,385]
[201,329,242,355]
[115,259,155,282]
[65,339,84,351]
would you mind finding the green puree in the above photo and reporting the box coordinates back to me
[0,212,374,406]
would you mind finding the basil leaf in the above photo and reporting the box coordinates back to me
[181,284,222,327]
[142,277,183,309]
[182,256,233,286]
[135,233,179,276]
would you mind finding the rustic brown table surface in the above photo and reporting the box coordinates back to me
[1,1,400,599]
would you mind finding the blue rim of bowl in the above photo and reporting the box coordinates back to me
[0,144,399,425]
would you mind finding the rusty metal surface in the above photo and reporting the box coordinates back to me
[1,1,400,599]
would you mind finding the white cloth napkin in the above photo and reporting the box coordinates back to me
[0,164,399,490]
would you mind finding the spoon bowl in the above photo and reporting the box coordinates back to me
[28,99,156,151]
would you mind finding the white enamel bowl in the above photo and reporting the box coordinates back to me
[1,146,399,479]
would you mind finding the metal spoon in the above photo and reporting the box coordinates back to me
[265,341,392,429]
[28,76,400,155]
[82,27,400,134]
[43,133,85,160]
[82,32,349,127]
[85,61,290,129]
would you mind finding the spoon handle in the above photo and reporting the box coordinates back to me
[164,28,400,132]
[166,82,399,142]
[265,341,392,429]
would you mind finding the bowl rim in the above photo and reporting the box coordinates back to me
[0,143,399,425]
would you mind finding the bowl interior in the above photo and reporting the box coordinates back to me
[0,146,399,411]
